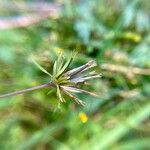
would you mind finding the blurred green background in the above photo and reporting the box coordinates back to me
[0,0,150,150]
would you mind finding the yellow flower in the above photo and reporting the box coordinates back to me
[124,32,141,42]
[79,112,88,123]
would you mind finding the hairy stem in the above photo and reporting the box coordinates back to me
[0,82,54,99]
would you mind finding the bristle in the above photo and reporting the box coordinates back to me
[87,60,96,67]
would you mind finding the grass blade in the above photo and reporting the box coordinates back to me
[92,103,150,149]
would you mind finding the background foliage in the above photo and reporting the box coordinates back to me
[0,0,150,149]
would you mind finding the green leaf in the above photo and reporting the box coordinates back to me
[32,58,52,77]
[55,51,77,78]
[57,53,64,71]
[15,123,63,150]
[114,138,150,150]
[53,61,58,75]
[56,57,73,78]
[92,103,150,149]
[56,85,65,102]
[53,53,64,76]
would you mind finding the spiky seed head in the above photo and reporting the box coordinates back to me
[33,52,101,106]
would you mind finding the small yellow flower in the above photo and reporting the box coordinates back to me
[79,112,88,123]
[124,32,141,42]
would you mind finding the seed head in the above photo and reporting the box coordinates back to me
[33,52,101,106]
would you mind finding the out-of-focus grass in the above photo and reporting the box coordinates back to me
[0,0,150,150]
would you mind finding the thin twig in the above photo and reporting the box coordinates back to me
[0,82,54,99]
[100,63,150,76]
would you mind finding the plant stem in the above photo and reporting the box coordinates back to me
[0,82,54,99]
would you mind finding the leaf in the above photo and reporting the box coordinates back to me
[16,124,63,150]
[56,57,73,78]
[55,51,77,78]
[47,89,55,95]
[53,53,64,76]
[57,53,64,72]
[56,85,65,102]
[114,138,150,150]
[53,61,58,76]
[92,103,150,149]
[32,58,52,77]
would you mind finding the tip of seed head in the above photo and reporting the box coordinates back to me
[87,60,97,67]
